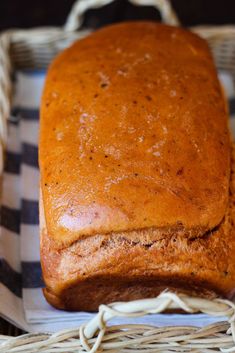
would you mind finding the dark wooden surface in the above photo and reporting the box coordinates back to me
[0,0,235,31]
[0,0,235,336]
[0,318,23,336]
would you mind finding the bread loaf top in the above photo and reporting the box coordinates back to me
[39,22,230,247]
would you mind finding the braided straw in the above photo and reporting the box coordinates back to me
[192,25,235,78]
[0,291,235,353]
[0,292,235,353]
[65,0,180,31]
[0,31,12,173]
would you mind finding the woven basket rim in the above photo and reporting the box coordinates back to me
[1,1,235,352]
[1,291,235,353]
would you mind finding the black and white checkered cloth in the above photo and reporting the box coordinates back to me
[0,70,234,332]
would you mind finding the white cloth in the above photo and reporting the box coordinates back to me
[0,70,234,332]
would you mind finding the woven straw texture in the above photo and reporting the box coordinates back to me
[1,292,235,353]
[0,0,235,351]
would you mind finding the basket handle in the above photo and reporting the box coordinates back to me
[82,292,235,339]
[64,0,180,32]
[1,291,235,352]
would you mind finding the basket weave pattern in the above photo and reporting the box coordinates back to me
[1,292,235,353]
[0,0,235,351]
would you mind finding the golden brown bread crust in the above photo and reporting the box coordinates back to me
[39,22,234,311]
[41,142,235,311]
[39,22,230,247]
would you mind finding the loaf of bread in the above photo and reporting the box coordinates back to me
[39,22,235,311]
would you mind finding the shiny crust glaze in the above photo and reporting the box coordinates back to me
[39,22,230,247]
[40,144,235,311]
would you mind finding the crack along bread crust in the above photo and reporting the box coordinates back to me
[39,22,234,311]
[41,144,235,310]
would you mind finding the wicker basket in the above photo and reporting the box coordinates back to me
[0,0,235,352]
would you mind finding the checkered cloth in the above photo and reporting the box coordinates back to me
[0,70,234,332]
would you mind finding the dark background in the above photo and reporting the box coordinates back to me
[0,0,235,31]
